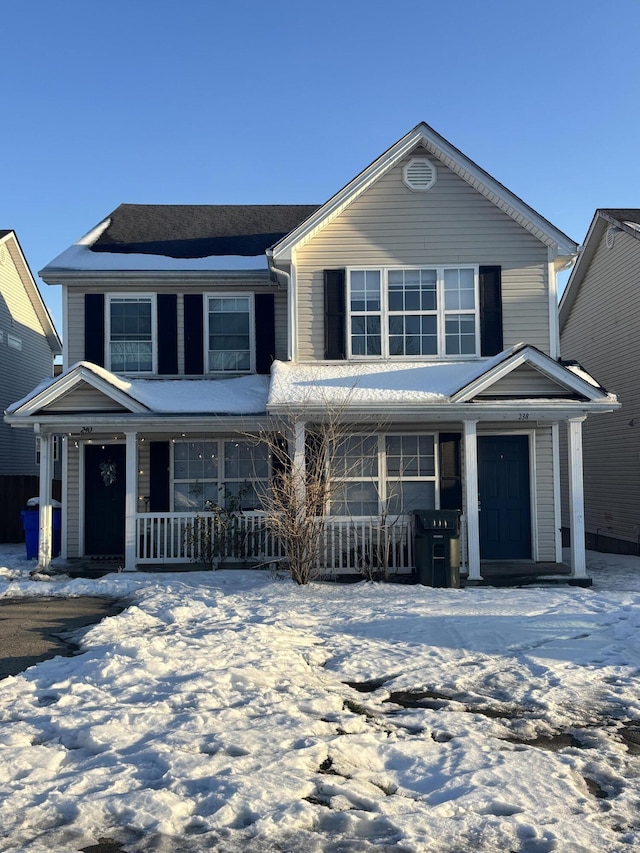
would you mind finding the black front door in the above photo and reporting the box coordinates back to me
[84,444,126,555]
[478,435,531,560]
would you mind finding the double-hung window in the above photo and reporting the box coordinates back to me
[207,295,253,373]
[172,439,269,511]
[330,435,379,516]
[348,267,478,359]
[107,295,155,373]
[385,435,436,515]
[329,433,437,517]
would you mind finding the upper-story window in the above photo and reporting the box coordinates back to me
[348,266,479,359]
[207,295,254,373]
[107,295,156,373]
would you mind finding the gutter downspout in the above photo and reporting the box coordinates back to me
[267,249,295,362]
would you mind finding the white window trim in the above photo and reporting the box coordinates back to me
[328,432,440,516]
[105,293,157,375]
[204,293,255,375]
[346,266,480,360]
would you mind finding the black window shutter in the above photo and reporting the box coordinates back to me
[184,294,204,375]
[149,441,171,512]
[479,266,503,356]
[324,269,346,360]
[255,293,276,374]
[439,433,462,511]
[84,294,105,366]
[157,294,178,375]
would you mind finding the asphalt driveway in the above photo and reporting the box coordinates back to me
[0,597,126,679]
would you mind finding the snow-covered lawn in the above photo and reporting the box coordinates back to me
[1,547,639,852]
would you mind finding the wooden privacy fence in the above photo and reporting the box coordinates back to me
[0,476,62,543]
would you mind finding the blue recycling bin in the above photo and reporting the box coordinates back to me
[21,508,61,559]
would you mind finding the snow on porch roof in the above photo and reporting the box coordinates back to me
[6,363,271,416]
[267,357,505,409]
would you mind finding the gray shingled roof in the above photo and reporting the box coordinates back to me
[599,209,640,226]
[90,204,320,258]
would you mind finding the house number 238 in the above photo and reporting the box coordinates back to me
[518,413,530,420]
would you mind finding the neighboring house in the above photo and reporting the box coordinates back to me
[0,230,61,540]
[559,209,640,554]
[5,123,618,581]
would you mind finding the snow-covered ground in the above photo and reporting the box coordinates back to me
[1,546,639,852]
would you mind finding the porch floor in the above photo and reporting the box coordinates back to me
[463,561,590,588]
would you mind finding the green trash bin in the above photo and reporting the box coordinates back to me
[413,510,461,588]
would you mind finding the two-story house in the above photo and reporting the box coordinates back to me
[5,123,618,582]
[0,230,61,541]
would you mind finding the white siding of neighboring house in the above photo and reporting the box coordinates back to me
[295,150,551,361]
[560,228,640,549]
[65,283,288,372]
[0,241,55,476]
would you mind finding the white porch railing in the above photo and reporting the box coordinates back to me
[135,512,416,573]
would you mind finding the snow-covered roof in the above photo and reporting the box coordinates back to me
[267,359,493,408]
[40,205,318,277]
[267,346,614,413]
[7,362,270,417]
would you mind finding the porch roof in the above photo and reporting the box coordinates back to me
[267,344,615,413]
[6,362,270,417]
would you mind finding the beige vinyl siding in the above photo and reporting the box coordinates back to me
[560,229,640,546]
[295,151,550,361]
[0,245,55,475]
[534,426,556,561]
[66,284,286,373]
[66,441,80,557]
[138,442,150,510]
[478,365,571,397]
[43,382,130,413]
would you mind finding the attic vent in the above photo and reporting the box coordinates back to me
[606,225,619,249]
[402,157,437,192]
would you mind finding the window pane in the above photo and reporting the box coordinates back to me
[208,296,251,372]
[174,481,219,511]
[224,441,269,479]
[174,442,218,483]
[331,482,379,516]
[444,268,476,311]
[333,435,378,478]
[445,315,476,356]
[223,481,268,510]
[386,435,434,477]
[386,481,435,515]
[109,298,153,372]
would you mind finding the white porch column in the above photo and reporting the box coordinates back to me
[37,431,54,570]
[567,417,587,579]
[463,419,482,581]
[124,431,138,571]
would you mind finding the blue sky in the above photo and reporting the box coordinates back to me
[2,0,639,333]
